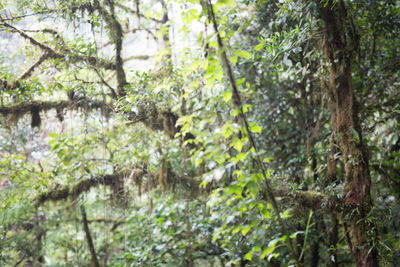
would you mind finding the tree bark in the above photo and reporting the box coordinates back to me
[316,1,378,266]
[80,205,100,267]
[327,95,339,267]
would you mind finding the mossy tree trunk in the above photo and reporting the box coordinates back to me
[316,1,377,266]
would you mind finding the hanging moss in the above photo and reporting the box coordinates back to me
[130,166,146,196]
[0,98,114,126]
[162,111,178,138]
[55,107,64,122]
[30,104,41,128]
[36,173,125,206]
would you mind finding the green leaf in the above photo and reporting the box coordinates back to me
[290,231,304,239]
[261,208,271,219]
[260,247,274,260]
[245,251,253,261]
[227,185,242,195]
[260,238,280,259]
[250,125,262,133]
[235,152,247,162]
[51,143,60,151]
[232,108,240,116]
[247,181,259,196]
[234,50,252,59]
[263,157,272,163]
[185,9,199,23]
[241,225,251,236]
[282,209,291,218]
[243,104,252,113]
[351,128,360,143]
[230,56,238,65]
[212,232,219,242]
[217,0,234,6]
[223,90,232,102]
[236,78,246,86]
[232,225,242,234]
[221,124,234,138]
[268,238,280,248]
[255,43,264,51]
[232,138,244,152]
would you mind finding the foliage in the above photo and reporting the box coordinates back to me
[0,0,399,266]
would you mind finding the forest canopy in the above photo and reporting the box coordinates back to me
[0,0,399,266]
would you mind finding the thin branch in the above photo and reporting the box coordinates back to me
[80,205,100,267]
[100,27,158,49]
[123,54,151,61]
[0,12,44,22]
[0,20,57,55]
[206,1,301,265]
[116,3,166,24]
[77,217,120,224]
[0,20,116,71]
[93,68,118,99]
[19,53,49,80]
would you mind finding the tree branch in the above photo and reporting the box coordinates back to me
[80,205,100,267]
[116,3,166,24]
[100,0,127,97]
[19,53,49,80]
[36,172,125,206]
[0,20,116,73]
[0,98,114,118]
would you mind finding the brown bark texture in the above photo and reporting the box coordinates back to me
[81,205,101,267]
[317,1,378,266]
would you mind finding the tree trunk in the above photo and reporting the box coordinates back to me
[327,97,339,267]
[80,205,100,267]
[316,1,378,266]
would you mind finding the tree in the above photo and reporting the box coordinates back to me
[313,1,377,265]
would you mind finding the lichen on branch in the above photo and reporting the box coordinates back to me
[0,98,114,126]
